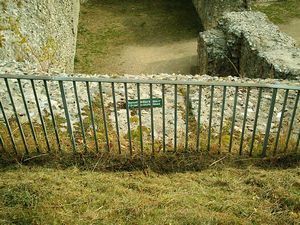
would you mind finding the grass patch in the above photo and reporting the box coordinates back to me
[75,0,201,74]
[0,155,299,224]
[252,0,300,24]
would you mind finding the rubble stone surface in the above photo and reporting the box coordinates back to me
[198,11,300,80]
[0,60,299,145]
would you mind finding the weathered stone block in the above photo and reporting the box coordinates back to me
[198,29,235,76]
[0,0,80,73]
[198,11,300,80]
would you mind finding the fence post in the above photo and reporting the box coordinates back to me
[196,86,202,152]
[262,88,277,157]
[5,78,29,154]
[239,87,250,155]
[137,83,144,154]
[44,80,61,151]
[229,86,238,152]
[284,90,300,152]
[174,84,178,152]
[185,84,190,152]
[273,89,289,155]
[150,83,155,154]
[18,79,40,153]
[112,82,121,154]
[73,81,87,152]
[207,85,214,152]
[218,86,227,153]
[99,82,110,152]
[86,81,99,153]
[0,134,4,152]
[250,87,263,156]
[59,81,76,153]
[124,83,132,155]
[162,84,166,153]
[31,80,51,152]
[0,100,17,155]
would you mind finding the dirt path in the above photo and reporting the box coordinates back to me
[75,0,201,75]
[279,18,300,46]
[118,40,198,75]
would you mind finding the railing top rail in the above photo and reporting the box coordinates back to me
[0,73,299,90]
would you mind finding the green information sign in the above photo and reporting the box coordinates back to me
[127,98,162,109]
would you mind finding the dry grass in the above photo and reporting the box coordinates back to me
[0,153,300,224]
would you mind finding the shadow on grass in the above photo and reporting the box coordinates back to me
[79,0,202,46]
[1,151,300,174]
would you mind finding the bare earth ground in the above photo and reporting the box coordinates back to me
[279,18,300,46]
[119,40,198,74]
[74,0,201,75]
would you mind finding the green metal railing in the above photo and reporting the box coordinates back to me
[0,74,299,158]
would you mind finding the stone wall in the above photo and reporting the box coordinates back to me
[198,11,300,80]
[0,0,80,73]
[1,60,299,147]
[192,0,250,30]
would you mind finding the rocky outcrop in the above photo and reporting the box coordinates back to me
[192,0,250,30]
[0,0,80,73]
[198,11,300,79]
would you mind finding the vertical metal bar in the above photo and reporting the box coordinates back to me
[174,84,178,152]
[124,83,132,155]
[112,82,121,154]
[196,86,202,152]
[0,134,4,152]
[31,80,51,152]
[18,79,40,153]
[5,78,29,154]
[44,80,61,151]
[0,100,17,155]
[137,83,143,154]
[73,81,87,152]
[284,90,299,152]
[207,85,214,152]
[185,84,190,152]
[273,89,289,154]
[99,82,110,152]
[229,86,238,152]
[150,83,155,154]
[239,87,250,155]
[86,81,98,153]
[59,81,76,153]
[218,86,227,152]
[262,88,277,157]
[162,84,166,153]
[250,87,263,156]
[296,130,300,152]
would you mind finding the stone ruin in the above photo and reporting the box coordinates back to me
[0,0,299,154]
[0,0,299,80]
[0,0,80,73]
[193,0,300,80]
